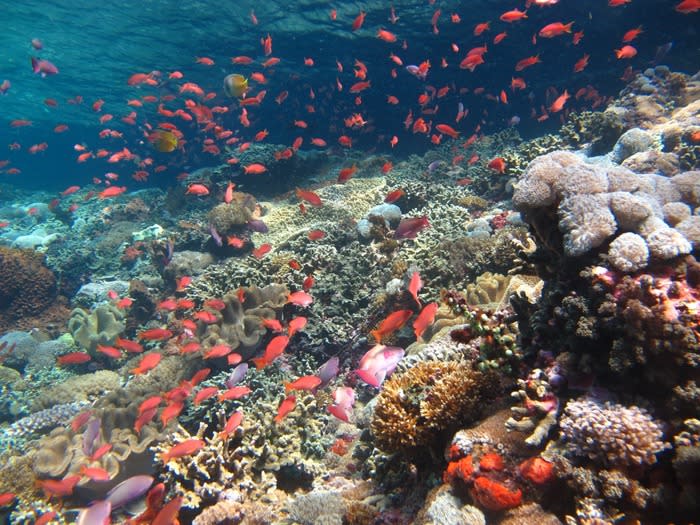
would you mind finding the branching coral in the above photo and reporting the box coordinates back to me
[559,397,669,468]
[371,361,501,453]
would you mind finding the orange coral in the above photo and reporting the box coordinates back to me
[443,455,474,483]
[478,452,504,471]
[471,476,522,511]
[518,457,555,485]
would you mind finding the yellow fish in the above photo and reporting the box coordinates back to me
[223,73,248,98]
[149,129,178,153]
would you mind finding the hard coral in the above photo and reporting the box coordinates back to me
[371,361,501,453]
[0,246,57,329]
[559,397,669,468]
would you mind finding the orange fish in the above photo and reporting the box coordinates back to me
[161,439,205,462]
[622,26,643,42]
[252,335,290,369]
[488,157,506,173]
[252,243,272,259]
[288,290,313,307]
[307,229,326,240]
[203,344,233,359]
[220,411,244,437]
[371,309,413,343]
[132,353,162,375]
[115,336,144,353]
[435,124,459,139]
[500,9,528,22]
[573,54,589,73]
[295,188,323,207]
[408,271,423,307]
[377,29,397,42]
[615,45,637,59]
[57,352,92,366]
[549,90,570,113]
[285,375,322,393]
[287,316,307,338]
[97,344,122,359]
[473,22,490,36]
[193,386,219,405]
[98,186,126,199]
[274,394,297,423]
[413,303,439,340]
[219,386,251,401]
[384,188,405,203]
[338,164,357,183]
[538,22,573,38]
[186,183,210,196]
[351,11,366,31]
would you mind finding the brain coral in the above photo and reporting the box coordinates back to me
[513,152,697,271]
[559,397,668,468]
[0,246,57,326]
[370,361,501,453]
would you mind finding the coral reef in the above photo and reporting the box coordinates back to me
[514,151,697,270]
[371,360,502,453]
[67,303,126,355]
[558,397,669,468]
[0,246,67,335]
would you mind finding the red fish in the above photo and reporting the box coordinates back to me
[220,411,244,437]
[385,189,405,203]
[371,310,413,342]
[116,336,144,353]
[98,186,127,199]
[161,439,205,462]
[488,157,506,173]
[515,55,540,71]
[288,290,313,307]
[132,353,162,375]
[203,344,233,359]
[574,54,589,73]
[435,124,460,139]
[538,22,573,38]
[219,386,251,401]
[252,335,290,369]
[500,9,528,22]
[295,188,323,207]
[287,316,307,338]
[307,229,326,241]
[243,163,267,175]
[408,271,423,307]
[252,243,272,259]
[97,344,122,359]
[622,26,643,42]
[549,90,570,113]
[274,394,296,423]
[413,303,439,339]
[615,45,637,59]
[285,375,322,393]
[193,386,219,405]
[186,183,210,196]
[394,216,430,240]
[139,328,173,340]
[57,352,91,366]
[351,11,366,31]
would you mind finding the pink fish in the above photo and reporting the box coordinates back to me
[327,386,355,422]
[355,344,404,387]
[31,57,58,76]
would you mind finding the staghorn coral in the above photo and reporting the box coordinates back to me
[558,397,669,468]
[371,361,501,453]
[67,303,125,355]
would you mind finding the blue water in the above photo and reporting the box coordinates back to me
[1,0,696,190]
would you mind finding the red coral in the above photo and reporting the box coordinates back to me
[478,452,505,471]
[471,476,522,511]
[518,457,555,485]
[443,455,474,483]
[490,211,509,230]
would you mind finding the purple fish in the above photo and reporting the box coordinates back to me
[225,363,248,388]
[394,216,430,240]
[105,475,153,509]
[209,224,222,247]
[317,356,339,385]
[31,57,58,76]
[77,500,111,525]
[247,219,268,233]
[82,417,101,457]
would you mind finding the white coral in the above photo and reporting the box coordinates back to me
[607,233,649,273]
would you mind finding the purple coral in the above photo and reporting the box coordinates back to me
[559,397,669,468]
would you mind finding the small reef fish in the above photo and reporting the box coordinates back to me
[274,394,297,423]
[288,291,313,307]
[160,439,204,462]
[413,303,439,339]
[31,57,58,76]
[285,374,322,393]
[394,216,430,239]
[131,353,162,375]
[371,309,413,343]
[138,328,173,340]
[355,344,405,387]
[220,411,244,438]
[328,386,355,422]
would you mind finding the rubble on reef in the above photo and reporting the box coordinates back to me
[0,67,698,525]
